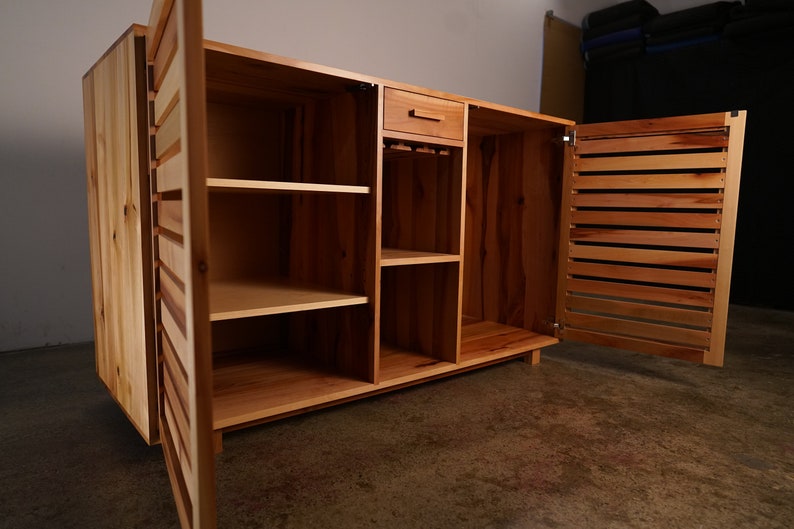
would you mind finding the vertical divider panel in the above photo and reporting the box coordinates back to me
[147,0,215,528]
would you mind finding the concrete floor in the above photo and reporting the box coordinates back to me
[1,304,792,529]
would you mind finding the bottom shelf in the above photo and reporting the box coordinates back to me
[212,319,559,432]
[459,318,559,365]
[213,349,373,430]
[379,318,559,385]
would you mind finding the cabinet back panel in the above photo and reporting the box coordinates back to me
[208,193,284,281]
[206,102,285,181]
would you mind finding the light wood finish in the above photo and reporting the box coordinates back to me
[384,88,465,140]
[84,6,747,525]
[556,111,746,366]
[147,0,215,527]
[82,26,157,444]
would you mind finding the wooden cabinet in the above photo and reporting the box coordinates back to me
[82,1,746,527]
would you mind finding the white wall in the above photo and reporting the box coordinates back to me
[0,0,705,352]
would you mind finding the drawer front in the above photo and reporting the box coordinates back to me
[384,88,464,141]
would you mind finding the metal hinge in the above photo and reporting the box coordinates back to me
[562,130,576,147]
[544,318,563,332]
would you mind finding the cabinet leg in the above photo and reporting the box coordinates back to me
[523,349,541,365]
[213,431,223,454]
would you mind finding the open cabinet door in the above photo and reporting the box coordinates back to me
[147,0,215,527]
[556,112,746,366]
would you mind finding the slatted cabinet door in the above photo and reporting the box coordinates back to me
[147,0,215,528]
[557,112,746,366]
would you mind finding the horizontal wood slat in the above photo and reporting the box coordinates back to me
[161,299,190,373]
[569,245,718,269]
[574,113,729,138]
[566,295,713,327]
[568,261,717,288]
[566,311,711,347]
[575,132,728,155]
[159,236,186,281]
[156,151,185,192]
[570,228,720,249]
[562,328,706,363]
[571,210,722,230]
[162,391,193,499]
[567,278,714,307]
[570,192,723,209]
[150,0,178,90]
[158,198,184,237]
[156,100,182,160]
[160,416,192,528]
[572,173,726,190]
[574,152,727,173]
[155,59,180,127]
[160,267,187,335]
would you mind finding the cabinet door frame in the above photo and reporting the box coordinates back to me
[147,0,215,527]
[556,111,746,366]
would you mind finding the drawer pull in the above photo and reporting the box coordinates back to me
[409,108,445,122]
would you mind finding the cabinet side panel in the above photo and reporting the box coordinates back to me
[82,28,157,443]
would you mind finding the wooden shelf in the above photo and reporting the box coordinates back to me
[381,248,460,267]
[207,178,370,195]
[210,278,368,321]
[459,318,559,366]
[213,349,373,430]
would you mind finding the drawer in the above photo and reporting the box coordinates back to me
[383,88,464,141]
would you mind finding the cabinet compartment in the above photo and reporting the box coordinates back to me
[212,305,373,429]
[208,191,370,317]
[464,108,566,337]
[205,48,378,190]
[381,145,464,258]
[379,263,460,382]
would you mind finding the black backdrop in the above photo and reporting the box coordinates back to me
[584,30,794,310]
